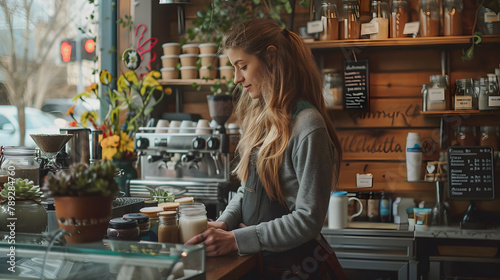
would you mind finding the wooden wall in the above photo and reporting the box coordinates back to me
[124,0,500,219]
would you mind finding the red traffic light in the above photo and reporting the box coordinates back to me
[60,41,75,62]
[84,39,95,54]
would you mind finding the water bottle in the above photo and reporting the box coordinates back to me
[406,132,423,181]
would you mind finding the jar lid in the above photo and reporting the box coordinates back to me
[2,146,37,156]
[123,213,149,223]
[158,210,177,217]
[109,218,138,229]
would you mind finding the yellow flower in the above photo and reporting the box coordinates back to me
[118,132,135,153]
[140,75,161,95]
[125,70,140,87]
[100,70,112,85]
[164,87,172,95]
[101,135,120,160]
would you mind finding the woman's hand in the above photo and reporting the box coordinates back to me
[184,228,237,257]
[208,220,228,230]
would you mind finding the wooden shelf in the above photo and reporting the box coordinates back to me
[159,79,224,86]
[306,35,500,49]
[420,110,500,116]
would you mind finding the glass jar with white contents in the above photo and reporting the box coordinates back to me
[178,202,208,243]
[426,75,448,110]
[1,146,40,185]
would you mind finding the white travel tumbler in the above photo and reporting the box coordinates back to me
[406,132,423,181]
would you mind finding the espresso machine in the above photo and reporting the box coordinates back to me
[130,125,240,219]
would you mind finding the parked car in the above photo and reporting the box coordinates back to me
[0,106,61,147]
[41,98,100,123]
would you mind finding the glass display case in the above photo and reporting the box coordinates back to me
[0,231,205,279]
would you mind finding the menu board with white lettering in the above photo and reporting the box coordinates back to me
[447,146,495,200]
[343,59,369,111]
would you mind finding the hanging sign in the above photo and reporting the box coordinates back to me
[343,59,370,111]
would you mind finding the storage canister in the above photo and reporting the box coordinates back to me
[453,78,474,110]
[419,0,439,37]
[123,213,150,232]
[390,0,409,38]
[340,0,361,39]
[427,75,448,110]
[178,202,207,243]
[444,0,463,36]
[107,218,140,240]
[320,2,339,41]
[370,0,390,39]
[1,146,39,185]
[158,210,179,243]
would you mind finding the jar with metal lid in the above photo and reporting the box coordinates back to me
[158,210,179,243]
[419,0,439,37]
[320,2,339,41]
[178,202,207,243]
[123,213,150,232]
[427,75,448,110]
[323,69,343,107]
[390,0,409,38]
[454,78,474,110]
[486,74,500,109]
[443,0,463,36]
[0,146,40,185]
[340,0,361,39]
[107,218,140,240]
[479,126,499,150]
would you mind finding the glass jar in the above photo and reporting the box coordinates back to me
[427,75,448,110]
[323,69,343,106]
[178,202,207,243]
[390,0,409,38]
[454,78,474,110]
[107,218,140,240]
[456,126,476,146]
[158,210,179,243]
[123,213,150,232]
[355,192,369,221]
[379,192,391,223]
[367,191,380,222]
[0,146,40,185]
[443,0,463,36]
[486,74,500,109]
[478,78,489,110]
[419,0,440,37]
[340,0,361,39]
[421,84,428,111]
[320,2,339,41]
[370,0,390,39]
[480,126,499,151]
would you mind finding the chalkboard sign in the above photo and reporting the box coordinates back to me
[447,146,495,200]
[343,59,369,111]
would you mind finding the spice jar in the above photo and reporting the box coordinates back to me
[158,211,179,243]
[443,0,463,36]
[390,0,409,38]
[178,202,207,243]
[340,0,361,39]
[370,0,390,39]
[320,2,339,41]
[123,213,150,232]
[323,69,343,106]
[456,126,476,146]
[1,146,40,185]
[480,126,499,150]
[453,78,474,110]
[367,191,380,222]
[107,218,140,240]
[427,75,448,110]
[419,0,440,37]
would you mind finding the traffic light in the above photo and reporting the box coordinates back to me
[82,38,96,61]
[60,40,76,62]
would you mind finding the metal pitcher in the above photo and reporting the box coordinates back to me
[60,128,91,165]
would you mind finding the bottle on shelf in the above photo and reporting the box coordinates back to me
[390,0,409,38]
[443,0,463,36]
[453,78,474,110]
[456,126,476,146]
[340,0,361,39]
[320,2,340,41]
[486,74,500,110]
[370,0,390,39]
[478,77,489,110]
[426,75,448,111]
[368,191,380,222]
[379,192,392,222]
[406,132,423,181]
[355,192,369,221]
[419,0,440,37]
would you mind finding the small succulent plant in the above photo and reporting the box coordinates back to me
[149,188,175,203]
[1,178,42,200]
[44,161,119,197]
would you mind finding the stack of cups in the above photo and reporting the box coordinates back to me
[180,44,199,79]
[161,43,180,79]
[199,43,218,79]
[218,54,234,81]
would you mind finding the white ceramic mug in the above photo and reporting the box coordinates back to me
[195,119,211,134]
[180,120,194,133]
[156,119,170,133]
[328,192,363,229]
[168,120,181,133]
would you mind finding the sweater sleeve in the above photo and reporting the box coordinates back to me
[233,127,335,254]
[216,185,244,230]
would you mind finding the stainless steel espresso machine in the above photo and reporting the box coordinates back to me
[130,126,240,219]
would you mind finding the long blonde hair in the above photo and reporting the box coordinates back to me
[223,19,341,206]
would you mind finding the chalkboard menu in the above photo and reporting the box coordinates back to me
[343,59,369,111]
[447,146,495,200]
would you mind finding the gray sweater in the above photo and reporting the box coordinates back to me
[217,108,336,255]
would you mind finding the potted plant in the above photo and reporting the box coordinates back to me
[44,160,120,243]
[0,178,47,233]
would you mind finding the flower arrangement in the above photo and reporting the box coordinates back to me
[67,68,170,160]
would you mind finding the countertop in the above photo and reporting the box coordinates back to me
[414,225,500,240]
[206,253,259,280]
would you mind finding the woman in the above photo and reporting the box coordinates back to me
[185,19,344,279]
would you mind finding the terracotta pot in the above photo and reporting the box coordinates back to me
[54,196,112,243]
